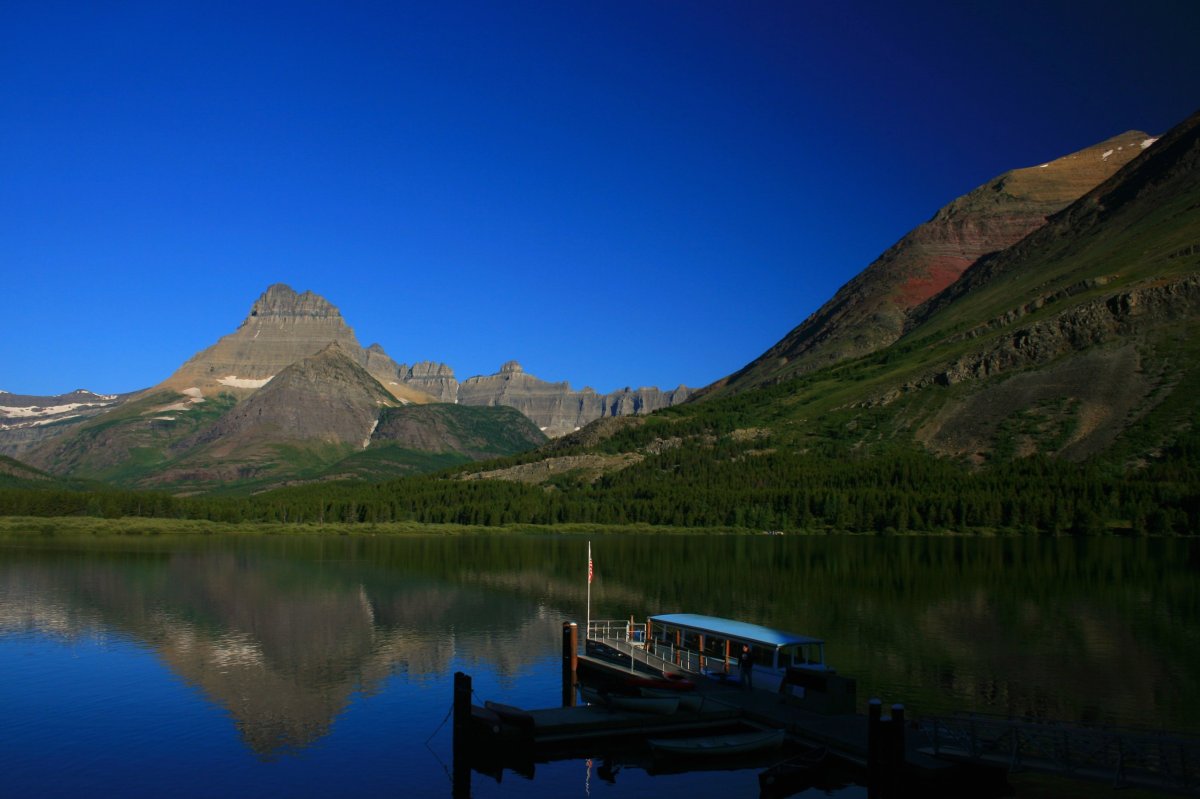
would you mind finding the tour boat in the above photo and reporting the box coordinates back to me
[590,614,827,689]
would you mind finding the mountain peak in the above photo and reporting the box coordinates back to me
[709,125,1162,395]
[154,285,434,405]
[246,284,341,322]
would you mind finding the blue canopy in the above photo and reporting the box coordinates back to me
[649,613,822,649]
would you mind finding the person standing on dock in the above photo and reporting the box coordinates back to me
[739,644,753,690]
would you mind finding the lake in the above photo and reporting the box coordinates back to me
[1,532,1196,797]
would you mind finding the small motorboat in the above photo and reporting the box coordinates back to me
[648,728,785,757]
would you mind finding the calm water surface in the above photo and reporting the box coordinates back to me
[1,533,1196,798]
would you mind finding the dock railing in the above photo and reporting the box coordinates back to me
[587,619,648,648]
[918,712,1200,794]
[588,620,729,678]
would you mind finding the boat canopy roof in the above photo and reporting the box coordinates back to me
[649,614,823,649]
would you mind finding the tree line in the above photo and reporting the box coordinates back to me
[2,429,1196,535]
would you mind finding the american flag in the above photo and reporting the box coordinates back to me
[588,551,593,584]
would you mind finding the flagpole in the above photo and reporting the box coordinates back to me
[586,540,592,638]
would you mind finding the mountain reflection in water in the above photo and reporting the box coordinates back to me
[0,538,566,755]
[1,533,1197,798]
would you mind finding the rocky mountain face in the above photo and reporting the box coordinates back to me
[6,283,684,479]
[180,344,397,451]
[712,130,1157,394]
[397,361,459,403]
[12,281,694,489]
[0,389,127,458]
[158,283,685,437]
[159,283,432,405]
[891,110,1200,462]
[468,109,1200,484]
[385,359,690,437]
[453,361,691,437]
[130,344,407,488]
[25,342,548,492]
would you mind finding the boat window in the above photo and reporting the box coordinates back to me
[779,644,822,667]
[738,644,772,668]
[703,636,727,657]
[783,645,806,667]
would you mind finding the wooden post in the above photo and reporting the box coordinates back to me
[891,703,906,797]
[867,698,882,799]
[562,622,578,707]
[453,671,472,799]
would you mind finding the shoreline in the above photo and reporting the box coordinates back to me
[0,515,1185,539]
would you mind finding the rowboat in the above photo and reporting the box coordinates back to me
[580,686,680,715]
[648,729,785,757]
[638,686,704,711]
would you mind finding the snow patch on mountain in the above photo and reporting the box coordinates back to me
[1,403,96,419]
[218,375,274,388]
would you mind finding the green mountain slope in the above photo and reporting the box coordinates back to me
[419,109,1200,532]
[708,131,1155,394]
[0,453,52,486]
[17,346,547,495]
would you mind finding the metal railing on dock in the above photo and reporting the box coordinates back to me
[588,619,647,646]
[918,712,1200,794]
[586,624,680,676]
[588,620,731,677]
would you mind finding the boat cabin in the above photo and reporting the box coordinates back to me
[648,613,828,693]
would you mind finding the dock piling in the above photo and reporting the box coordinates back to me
[867,698,906,798]
[562,622,578,707]
[868,698,882,795]
[453,671,472,798]
[891,703,906,776]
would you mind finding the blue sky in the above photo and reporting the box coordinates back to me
[3,1,1198,396]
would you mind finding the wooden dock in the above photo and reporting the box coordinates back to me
[459,650,979,798]
[458,622,1200,798]
[572,651,951,772]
